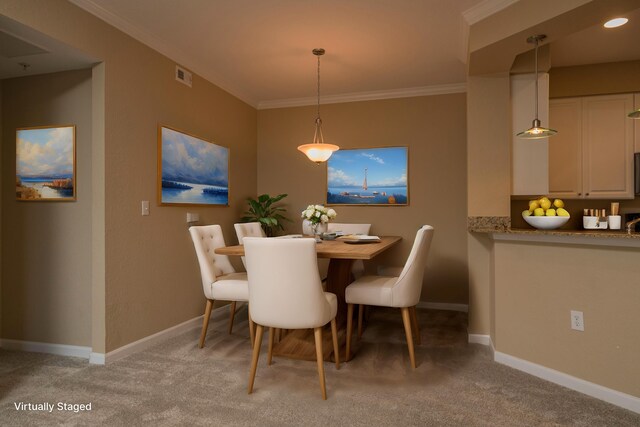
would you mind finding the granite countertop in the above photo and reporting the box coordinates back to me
[468,217,640,239]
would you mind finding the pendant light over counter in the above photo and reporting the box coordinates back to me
[297,48,339,164]
[516,35,558,139]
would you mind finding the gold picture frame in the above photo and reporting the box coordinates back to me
[326,146,409,206]
[16,125,76,202]
[157,125,230,206]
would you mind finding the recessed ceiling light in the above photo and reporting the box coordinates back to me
[604,17,628,28]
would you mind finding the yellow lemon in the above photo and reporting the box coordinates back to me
[557,208,570,217]
[534,208,545,216]
[528,200,540,212]
[553,199,564,209]
[522,210,531,217]
[546,208,556,216]
[540,198,552,210]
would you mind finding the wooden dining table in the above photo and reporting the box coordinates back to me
[215,235,401,361]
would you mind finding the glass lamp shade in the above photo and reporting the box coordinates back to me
[628,109,640,119]
[297,143,340,163]
[517,119,557,139]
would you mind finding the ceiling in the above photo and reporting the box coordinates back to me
[1,1,638,107]
[550,6,640,68]
[0,15,96,80]
[69,0,486,107]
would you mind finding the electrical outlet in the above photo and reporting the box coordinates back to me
[570,310,584,331]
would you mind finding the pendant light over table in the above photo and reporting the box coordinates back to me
[516,35,558,139]
[297,48,339,163]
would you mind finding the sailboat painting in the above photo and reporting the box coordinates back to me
[327,147,408,206]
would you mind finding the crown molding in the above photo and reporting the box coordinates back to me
[257,83,467,110]
[462,0,520,25]
[68,0,257,107]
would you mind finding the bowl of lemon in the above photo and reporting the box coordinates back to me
[522,197,570,230]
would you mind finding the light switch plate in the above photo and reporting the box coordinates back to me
[187,212,199,223]
[141,201,150,216]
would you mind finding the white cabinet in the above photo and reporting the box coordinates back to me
[511,73,549,196]
[549,93,634,199]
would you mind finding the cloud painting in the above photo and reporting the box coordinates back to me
[16,126,75,201]
[159,126,229,205]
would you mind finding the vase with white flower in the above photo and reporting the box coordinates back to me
[301,204,337,237]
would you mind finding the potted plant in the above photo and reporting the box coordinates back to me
[301,204,337,236]
[240,193,290,237]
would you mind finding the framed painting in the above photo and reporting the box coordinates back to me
[326,147,409,206]
[16,125,76,201]
[158,125,229,206]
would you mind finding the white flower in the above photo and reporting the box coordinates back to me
[306,210,313,219]
[327,208,337,218]
[315,204,324,210]
[315,211,321,218]
[321,214,329,223]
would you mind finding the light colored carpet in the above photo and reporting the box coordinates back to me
[1,307,639,426]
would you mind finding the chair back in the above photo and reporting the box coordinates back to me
[391,225,434,307]
[327,223,371,235]
[244,237,333,329]
[189,225,236,294]
[326,223,372,278]
[234,222,266,269]
[234,222,266,243]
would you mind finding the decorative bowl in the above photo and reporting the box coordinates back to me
[523,214,570,230]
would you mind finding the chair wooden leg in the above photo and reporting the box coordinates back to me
[267,327,275,366]
[401,307,416,369]
[357,304,364,339]
[346,303,354,361]
[248,307,255,348]
[248,324,264,394]
[314,327,327,400]
[228,301,237,334]
[199,299,214,348]
[410,306,421,345]
[330,318,340,370]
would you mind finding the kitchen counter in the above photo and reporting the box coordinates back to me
[468,216,640,248]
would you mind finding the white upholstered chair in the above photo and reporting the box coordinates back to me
[189,225,254,348]
[345,225,434,368]
[244,237,339,400]
[318,222,372,281]
[233,222,266,269]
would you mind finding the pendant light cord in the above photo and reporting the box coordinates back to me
[314,51,324,144]
[534,37,539,122]
[317,53,321,120]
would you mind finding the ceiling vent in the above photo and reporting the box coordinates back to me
[175,65,192,87]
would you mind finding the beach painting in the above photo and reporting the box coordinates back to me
[158,126,229,206]
[327,147,408,206]
[16,125,76,201]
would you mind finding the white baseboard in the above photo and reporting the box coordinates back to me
[101,304,233,365]
[0,339,91,359]
[1,305,233,365]
[89,352,105,365]
[468,334,491,346]
[495,351,640,414]
[417,302,469,312]
[100,315,204,364]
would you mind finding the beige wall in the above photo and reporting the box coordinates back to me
[1,69,93,346]
[550,60,640,98]
[257,95,468,304]
[0,0,257,352]
[494,240,640,397]
[466,0,640,399]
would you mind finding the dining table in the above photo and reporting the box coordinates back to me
[214,235,402,361]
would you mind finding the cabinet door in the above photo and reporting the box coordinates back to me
[549,98,582,198]
[582,94,634,199]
